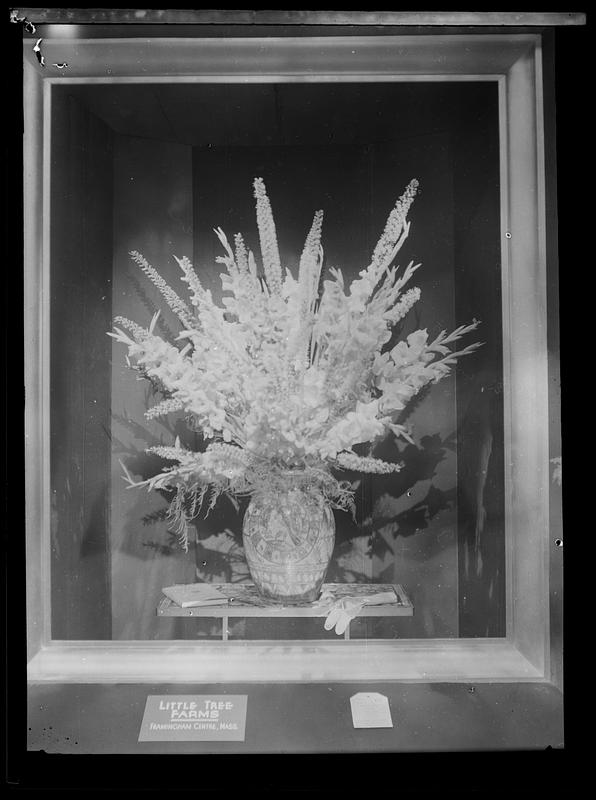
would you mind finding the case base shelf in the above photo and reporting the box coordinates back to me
[157,582,413,640]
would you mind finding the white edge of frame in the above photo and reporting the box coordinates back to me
[41,78,53,649]
[27,639,545,684]
[25,33,554,683]
[22,33,538,80]
[24,60,52,660]
[503,38,551,677]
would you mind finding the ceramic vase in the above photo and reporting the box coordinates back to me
[242,486,335,603]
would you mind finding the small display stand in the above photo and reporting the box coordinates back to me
[157,582,413,640]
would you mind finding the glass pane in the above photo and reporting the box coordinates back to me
[49,80,504,641]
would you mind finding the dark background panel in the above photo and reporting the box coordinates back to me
[50,92,113,639]
[451,84,505,636]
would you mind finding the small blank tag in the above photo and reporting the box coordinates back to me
[350,692,393,729]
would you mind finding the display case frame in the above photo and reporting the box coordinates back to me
[24,30,562,684]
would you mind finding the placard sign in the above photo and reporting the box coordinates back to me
[139,695,247,741]
[350,692,393,729]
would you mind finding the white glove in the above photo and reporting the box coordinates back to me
[323,597,367,635]
[314,589,337,609]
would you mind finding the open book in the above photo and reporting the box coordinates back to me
[161,583,229,608]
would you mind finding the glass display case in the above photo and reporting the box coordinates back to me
[49,77,505,645]
[21,12,569,757]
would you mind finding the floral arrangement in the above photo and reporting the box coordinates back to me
[110,178,481,551]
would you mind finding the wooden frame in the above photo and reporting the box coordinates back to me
[24,32,561,684]
[13,9,587,26]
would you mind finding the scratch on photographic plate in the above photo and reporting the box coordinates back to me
[9,9,36,33]
[33,37,44,66]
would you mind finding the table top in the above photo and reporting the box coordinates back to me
[157,582,413,618]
